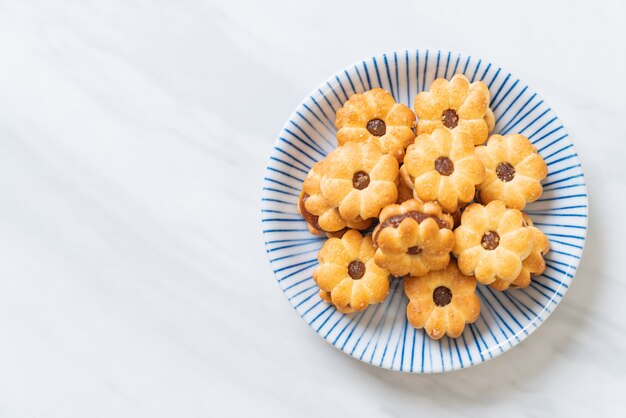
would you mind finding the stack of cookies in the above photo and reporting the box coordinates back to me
[298,75,549,340]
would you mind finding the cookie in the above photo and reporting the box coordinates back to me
[336,88,416,162]
[453,200,534,285]
[404,262,480,339]
[319,141,399,221]
[475,134,548,210]
[313,230,390,312]
[373,199,454,277]
[414,74,493,145]
[402,128,485,213]
[300,161,372,233]
[490,213,550,291]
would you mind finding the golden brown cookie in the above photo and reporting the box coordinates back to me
[402,128,485,213]
[313,230,390,312]
[373,199,454,277]
[453,200,534,285]
[475,134,548,210]
[404,263,480,339]
[336,88,416,162]
[300,161,372,234]
[490,213,550,291]
[319,141,399,222]
[414,74,493,145]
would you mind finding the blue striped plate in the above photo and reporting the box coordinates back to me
[261,50,587,373]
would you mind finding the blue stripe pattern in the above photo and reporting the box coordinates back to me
[261,49,588,373]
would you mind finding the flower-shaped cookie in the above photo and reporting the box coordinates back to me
[414,74,493,145]
[402,128,485,213]
[335,88,416,162]
[300,161,372,234]
[490,213,550,291]
[373,199,454,277]
[319,141,399,221]
[453,200,533,285]
[475,134,548,210]
[314,230,390,312]
[404,263,480,339]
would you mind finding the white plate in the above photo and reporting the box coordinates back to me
[261,49,588,373]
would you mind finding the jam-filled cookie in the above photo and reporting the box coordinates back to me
[414,74,493,145]
[319,141,399,222]
[313,230,390,312]
[490,213,550,291]
[402,128,485,213]
[335,88,416,162]
[453,200,533,285]
[404,263,480,339]
[373,199,454,277]
[299,161,372,234]
[475,134,548,210]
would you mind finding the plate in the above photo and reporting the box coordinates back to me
[261,50,588,373]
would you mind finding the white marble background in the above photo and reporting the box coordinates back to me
[0,0,624,416]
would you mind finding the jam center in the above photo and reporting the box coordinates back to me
[407,246,422,255]
[435,156,454,176]
[433,286,453,307]
[366,118,386,136]
[442,109,459,129]
[352,171,370,190]
[348,260,365,280]
[496,162,516,182]
[481,231,500,250]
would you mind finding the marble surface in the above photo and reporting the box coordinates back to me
[0,0,624,416]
